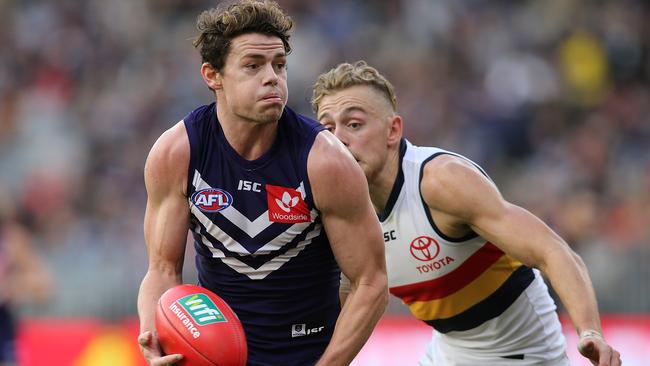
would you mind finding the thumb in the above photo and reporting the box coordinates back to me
[578,339,599,363]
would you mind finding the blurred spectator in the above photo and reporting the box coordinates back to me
[0,0,648,318]
[0,188,51,366]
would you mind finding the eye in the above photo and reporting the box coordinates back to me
[323,124,334,132]
[275,62,287,70]
[348,121,361,129]
[246,63,259,70]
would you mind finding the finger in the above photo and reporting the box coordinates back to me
[153,354,183,366]
[609,348,622,366]
[596,345,612,366]
[138,331,152,347]
[610,350,621,366]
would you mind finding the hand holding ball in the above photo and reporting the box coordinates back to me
[155,284,247,366]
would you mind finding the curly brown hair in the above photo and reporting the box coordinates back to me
[193,0,293,71]
[311,61,398,114]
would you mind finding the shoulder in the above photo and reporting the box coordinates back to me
[422,154,484,186]
[307,132,368,210]
[283,107,325,137]
[145,121,190,197]
[186,103,215,125]
[308,132,358,176]
[421,153,497,215]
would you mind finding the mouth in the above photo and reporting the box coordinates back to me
[260,94,283,103]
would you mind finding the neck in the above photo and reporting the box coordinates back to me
[368,146,400,214]
[215,105,279,161]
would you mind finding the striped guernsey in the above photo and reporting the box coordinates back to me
[379,139,566,363]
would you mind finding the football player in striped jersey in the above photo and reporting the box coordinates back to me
[313,61,620,366]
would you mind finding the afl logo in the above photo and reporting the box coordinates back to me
[191,188,233,212]
[409,236,440,262]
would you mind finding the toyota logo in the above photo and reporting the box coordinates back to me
[409,236,440,262]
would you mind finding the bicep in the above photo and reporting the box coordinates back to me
[322,194,384,282]
[142,125,190,276]
[422,157,557,267]
[309,137,385,283]
[470,202,570,268]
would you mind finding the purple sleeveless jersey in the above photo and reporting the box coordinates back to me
[183,103,340,365]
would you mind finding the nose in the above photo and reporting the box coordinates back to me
[263,63,279,86]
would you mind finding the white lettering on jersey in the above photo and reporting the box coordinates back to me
[238,180,262,192]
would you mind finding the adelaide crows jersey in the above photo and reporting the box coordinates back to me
[183,103,339,366]
[382,139,566,363]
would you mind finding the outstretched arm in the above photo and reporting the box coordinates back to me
[137,122,191,366]
[309,132,388,366]
[421,155,620,366]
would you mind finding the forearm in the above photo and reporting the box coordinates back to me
[137,269,182,333]
[540,248,601,334]
[479,206,602,334]
[316,280,387,366]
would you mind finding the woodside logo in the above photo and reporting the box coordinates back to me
[266,184,311,223]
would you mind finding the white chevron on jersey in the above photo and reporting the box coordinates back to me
[193,223,323,280]
[190,200,318,256]
[190,169,323,279]
[192,170,273,237]
[190,203,251,255]
[254,219,317,255]
[191,170,316,253]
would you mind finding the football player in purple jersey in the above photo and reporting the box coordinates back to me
[137,2,387,366]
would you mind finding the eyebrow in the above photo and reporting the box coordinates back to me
[241,52,286,61]
[341,106,367,116]
[318,105,366,121]
[317,112,330,121]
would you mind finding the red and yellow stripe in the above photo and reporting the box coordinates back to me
[390,242,533,332]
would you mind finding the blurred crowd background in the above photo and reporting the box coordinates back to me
[0,0,648,322]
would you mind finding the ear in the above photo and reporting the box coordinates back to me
[387,115,403,147]
[200,62,222,90]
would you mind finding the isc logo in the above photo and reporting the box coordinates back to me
[191,188,233,212]
[383,230,397,242]
[238,180,261,192]
[291,324,325,338]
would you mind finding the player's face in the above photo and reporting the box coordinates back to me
[217,33,288,125]
[317,85,395,181]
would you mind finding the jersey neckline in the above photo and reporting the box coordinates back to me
[378,138,407,222]
[211,104,285,171]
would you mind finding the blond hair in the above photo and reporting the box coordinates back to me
[311,61,397,113]
[193,0,293,71]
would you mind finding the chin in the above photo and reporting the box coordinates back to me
[259,107,284,124]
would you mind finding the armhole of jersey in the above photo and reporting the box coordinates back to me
[418,152,483,243]
[183,118,198,198]
[299,124,324,211]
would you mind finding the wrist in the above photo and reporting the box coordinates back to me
[579,329,604,342]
